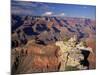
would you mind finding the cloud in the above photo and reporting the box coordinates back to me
[83,6,87,8]
[53,12,66,17]
[59,13,65,16]
[42,12,53,16]
[11,6,34,15]
[42,12,66,17]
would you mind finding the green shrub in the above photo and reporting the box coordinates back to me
[65,66,79,71]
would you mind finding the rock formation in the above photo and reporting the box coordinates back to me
[56,35,93,71]
[11,15,96,74]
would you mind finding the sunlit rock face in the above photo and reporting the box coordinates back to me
[55,35,93,71]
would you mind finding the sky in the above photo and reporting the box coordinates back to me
[11,1,96,19]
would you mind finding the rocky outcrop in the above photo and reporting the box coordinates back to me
[55,35,93,71]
